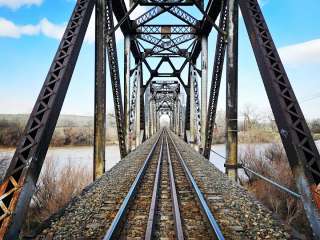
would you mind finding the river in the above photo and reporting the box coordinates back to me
[0,141,319,176]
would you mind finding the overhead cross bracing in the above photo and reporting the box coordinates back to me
[1,0,320,239]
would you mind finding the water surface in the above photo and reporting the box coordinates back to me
[1,141,319,176]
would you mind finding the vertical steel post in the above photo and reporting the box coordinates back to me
[140,71,145,141]
[177,99,181,135]
[124,34,131,149]
[200,36,208,151]
[178,100,182,136]
[135,64,141,147]
[177,99,181,136]
[190,64,196,143]
[94,0,106,180]
[157,112,160,131]
[145,91,150,138]
[154,104,157,133]
[225,0,239,181]
[174,101,177,134]
[149,99,153,136]
[94,0,107,179]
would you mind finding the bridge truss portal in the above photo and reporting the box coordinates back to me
[1,0,320,238]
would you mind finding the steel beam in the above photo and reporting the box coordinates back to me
[200,36,208,151]
[140,68,146,142]
[138,0,194,6]
[184,64,192,140]
[112,0,140,61]
[124,35,131,150]
[190,0,223,62]
[153,101,157,134]
[136,64,141,147]
[225,0,238,181]
[203,0,228,159]
[136,25,196,35]
[128,70,139,151]
[94,0,106,180]
[240,0,320,236]
[135,6,164,27]
[106,0,127,158]
[190,65,196,143]
[0,0,95,238]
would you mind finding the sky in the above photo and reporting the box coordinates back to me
[0,0,319,120]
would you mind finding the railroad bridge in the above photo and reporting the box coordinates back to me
[1,0,320,239]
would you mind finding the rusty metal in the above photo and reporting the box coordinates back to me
[225,0,239,181]
[0,0,95,238]
[200,35,208,151]
[167,131,225,239]
[144,135,163,240]
[136,25,196,35]
[112,0,140,61]
[165,136,184,240]
[240,0,320,236]
[203,0,228,159]
[106,0,127,158]
[94,0,107,180]
[124,35,131,150]
[103,130,164,240]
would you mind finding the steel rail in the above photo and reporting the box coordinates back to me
[144,136,164,240]
[165,135,185,240]
[103,130,164,240]
[167,130,225,240]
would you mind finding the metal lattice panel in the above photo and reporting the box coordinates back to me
[106,0,127,158]
[203,1,228,159]
[135,6,164,26]
[129,70,139,134]
[0,0,95,238]
[192,70,201,142]
[136,25,196,35]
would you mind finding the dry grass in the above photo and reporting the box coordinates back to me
[24,158,91,233]
[240,143,312,238]
[0,155,9,181]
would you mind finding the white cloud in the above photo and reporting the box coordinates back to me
[0,1,147,44]
[0,16,99,43]
[39,18,66,39]
[0,18,38,37]
[0,0,43,10]
[279,39,320,66]
[0,17,65,39]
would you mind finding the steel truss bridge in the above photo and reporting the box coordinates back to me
[0,0,320,238]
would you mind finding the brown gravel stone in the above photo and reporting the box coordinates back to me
[34,131,292,239]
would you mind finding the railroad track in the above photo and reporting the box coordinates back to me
[103,128,224,240]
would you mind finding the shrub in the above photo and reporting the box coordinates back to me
[240,143,312,238]
[23,158,91,234]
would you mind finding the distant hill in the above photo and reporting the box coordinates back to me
[0,114,116,128]
[0,114,118,146]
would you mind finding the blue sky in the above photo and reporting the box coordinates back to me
[0,0,319,120]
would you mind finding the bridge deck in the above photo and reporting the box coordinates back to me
[35,131,290,239]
